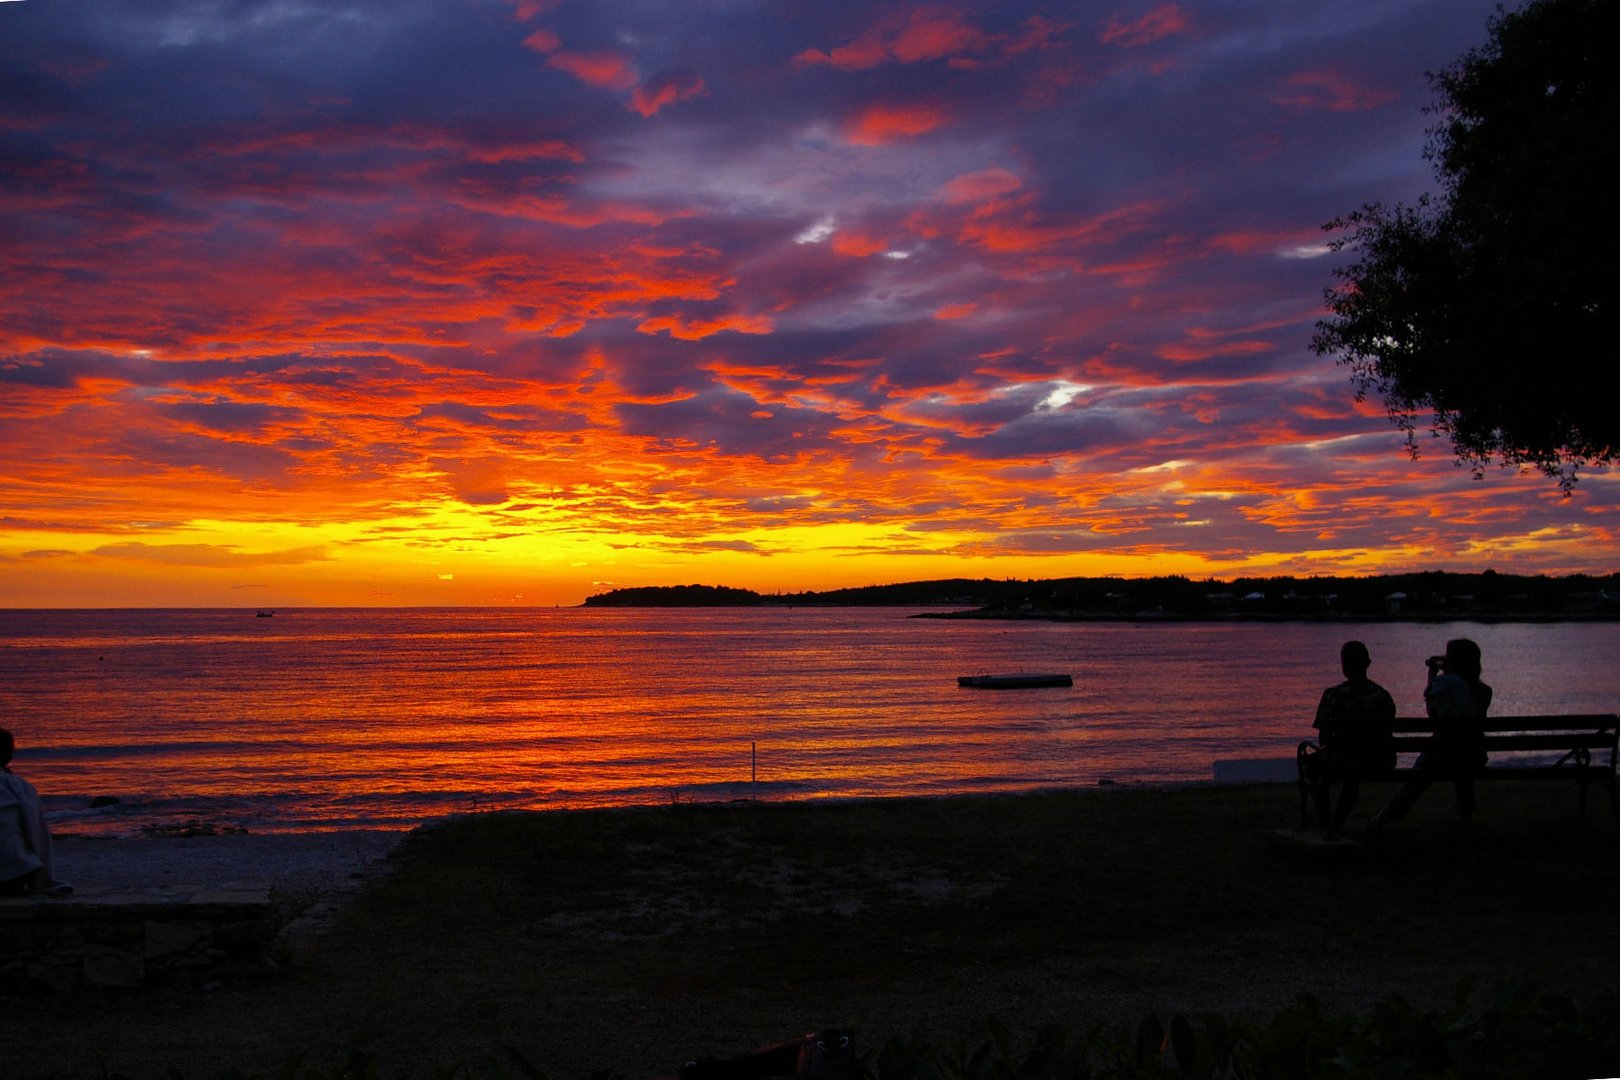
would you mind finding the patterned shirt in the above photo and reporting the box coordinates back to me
[1313,677,1397,769]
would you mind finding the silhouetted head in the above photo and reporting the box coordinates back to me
[1444,638,1482,681]
[0,727,12,769]
[1340,640,1371,680]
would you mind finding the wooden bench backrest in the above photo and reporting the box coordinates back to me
[1387,714,1618,734]
[1384,714,1618,755]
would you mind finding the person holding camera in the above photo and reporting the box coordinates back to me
[1367,638,1492,832]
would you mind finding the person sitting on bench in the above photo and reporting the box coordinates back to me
[1368,638,1492,832]
[1308,641,1396,834]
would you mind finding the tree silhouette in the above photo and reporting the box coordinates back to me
[1313,0,1616,492]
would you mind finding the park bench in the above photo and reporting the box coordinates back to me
[1297,714,1620,831]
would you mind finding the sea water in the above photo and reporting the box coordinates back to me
[2,608,1616,835]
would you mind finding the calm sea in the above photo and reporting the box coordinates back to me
[2,608,1616,835]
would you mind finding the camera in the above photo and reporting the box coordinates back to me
[1426,655,1446,670]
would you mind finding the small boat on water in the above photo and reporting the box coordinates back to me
[256,610,275,617]
[957,673,1073,689]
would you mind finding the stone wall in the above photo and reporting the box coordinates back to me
[0,886,277,991]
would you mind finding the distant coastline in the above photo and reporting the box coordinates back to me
[910,608,1620,624]
[583,571,1620,622]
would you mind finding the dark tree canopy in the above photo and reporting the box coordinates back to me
[1313,0,1617,492]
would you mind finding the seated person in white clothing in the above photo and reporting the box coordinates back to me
[1,726,72,897]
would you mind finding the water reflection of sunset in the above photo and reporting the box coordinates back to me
[11,610,1619,835]
[3,2,1615,609]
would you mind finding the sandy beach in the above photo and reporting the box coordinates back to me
[49,829,406,900]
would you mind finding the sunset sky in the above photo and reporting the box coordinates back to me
[3,0,1614,608]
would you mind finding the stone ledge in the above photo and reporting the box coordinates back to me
[1,884,271,912]
[0,884,279,992]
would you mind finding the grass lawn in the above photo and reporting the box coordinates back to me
[8,780,1620,1078]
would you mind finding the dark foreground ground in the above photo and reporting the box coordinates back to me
[6,781,1620,1078]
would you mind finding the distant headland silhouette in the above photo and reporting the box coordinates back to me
[582,571,1620,621]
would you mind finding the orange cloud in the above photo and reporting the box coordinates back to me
[521,28,561,52]
[957,198,1162,254]
[831,232,888,257]
[87,542,331,568]
[636,313,775,340]
[1100,5,1190,47]
[1274,70,1398,113]
[466,138,583,164]
[1157,339,1274,364]
[521,28,637,90]
[890,9,987,62]
[546,51,638,90]
[442,185,678,229]
[795,37,889,72]
[1003,14,1070,55]
[941,167,1023,205]
[794,8,994,70]
[198,120,585,166]
[1206,228,1326,257]
[631,71,707,117]
[509,0,559,20]
[845,102,949,146]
